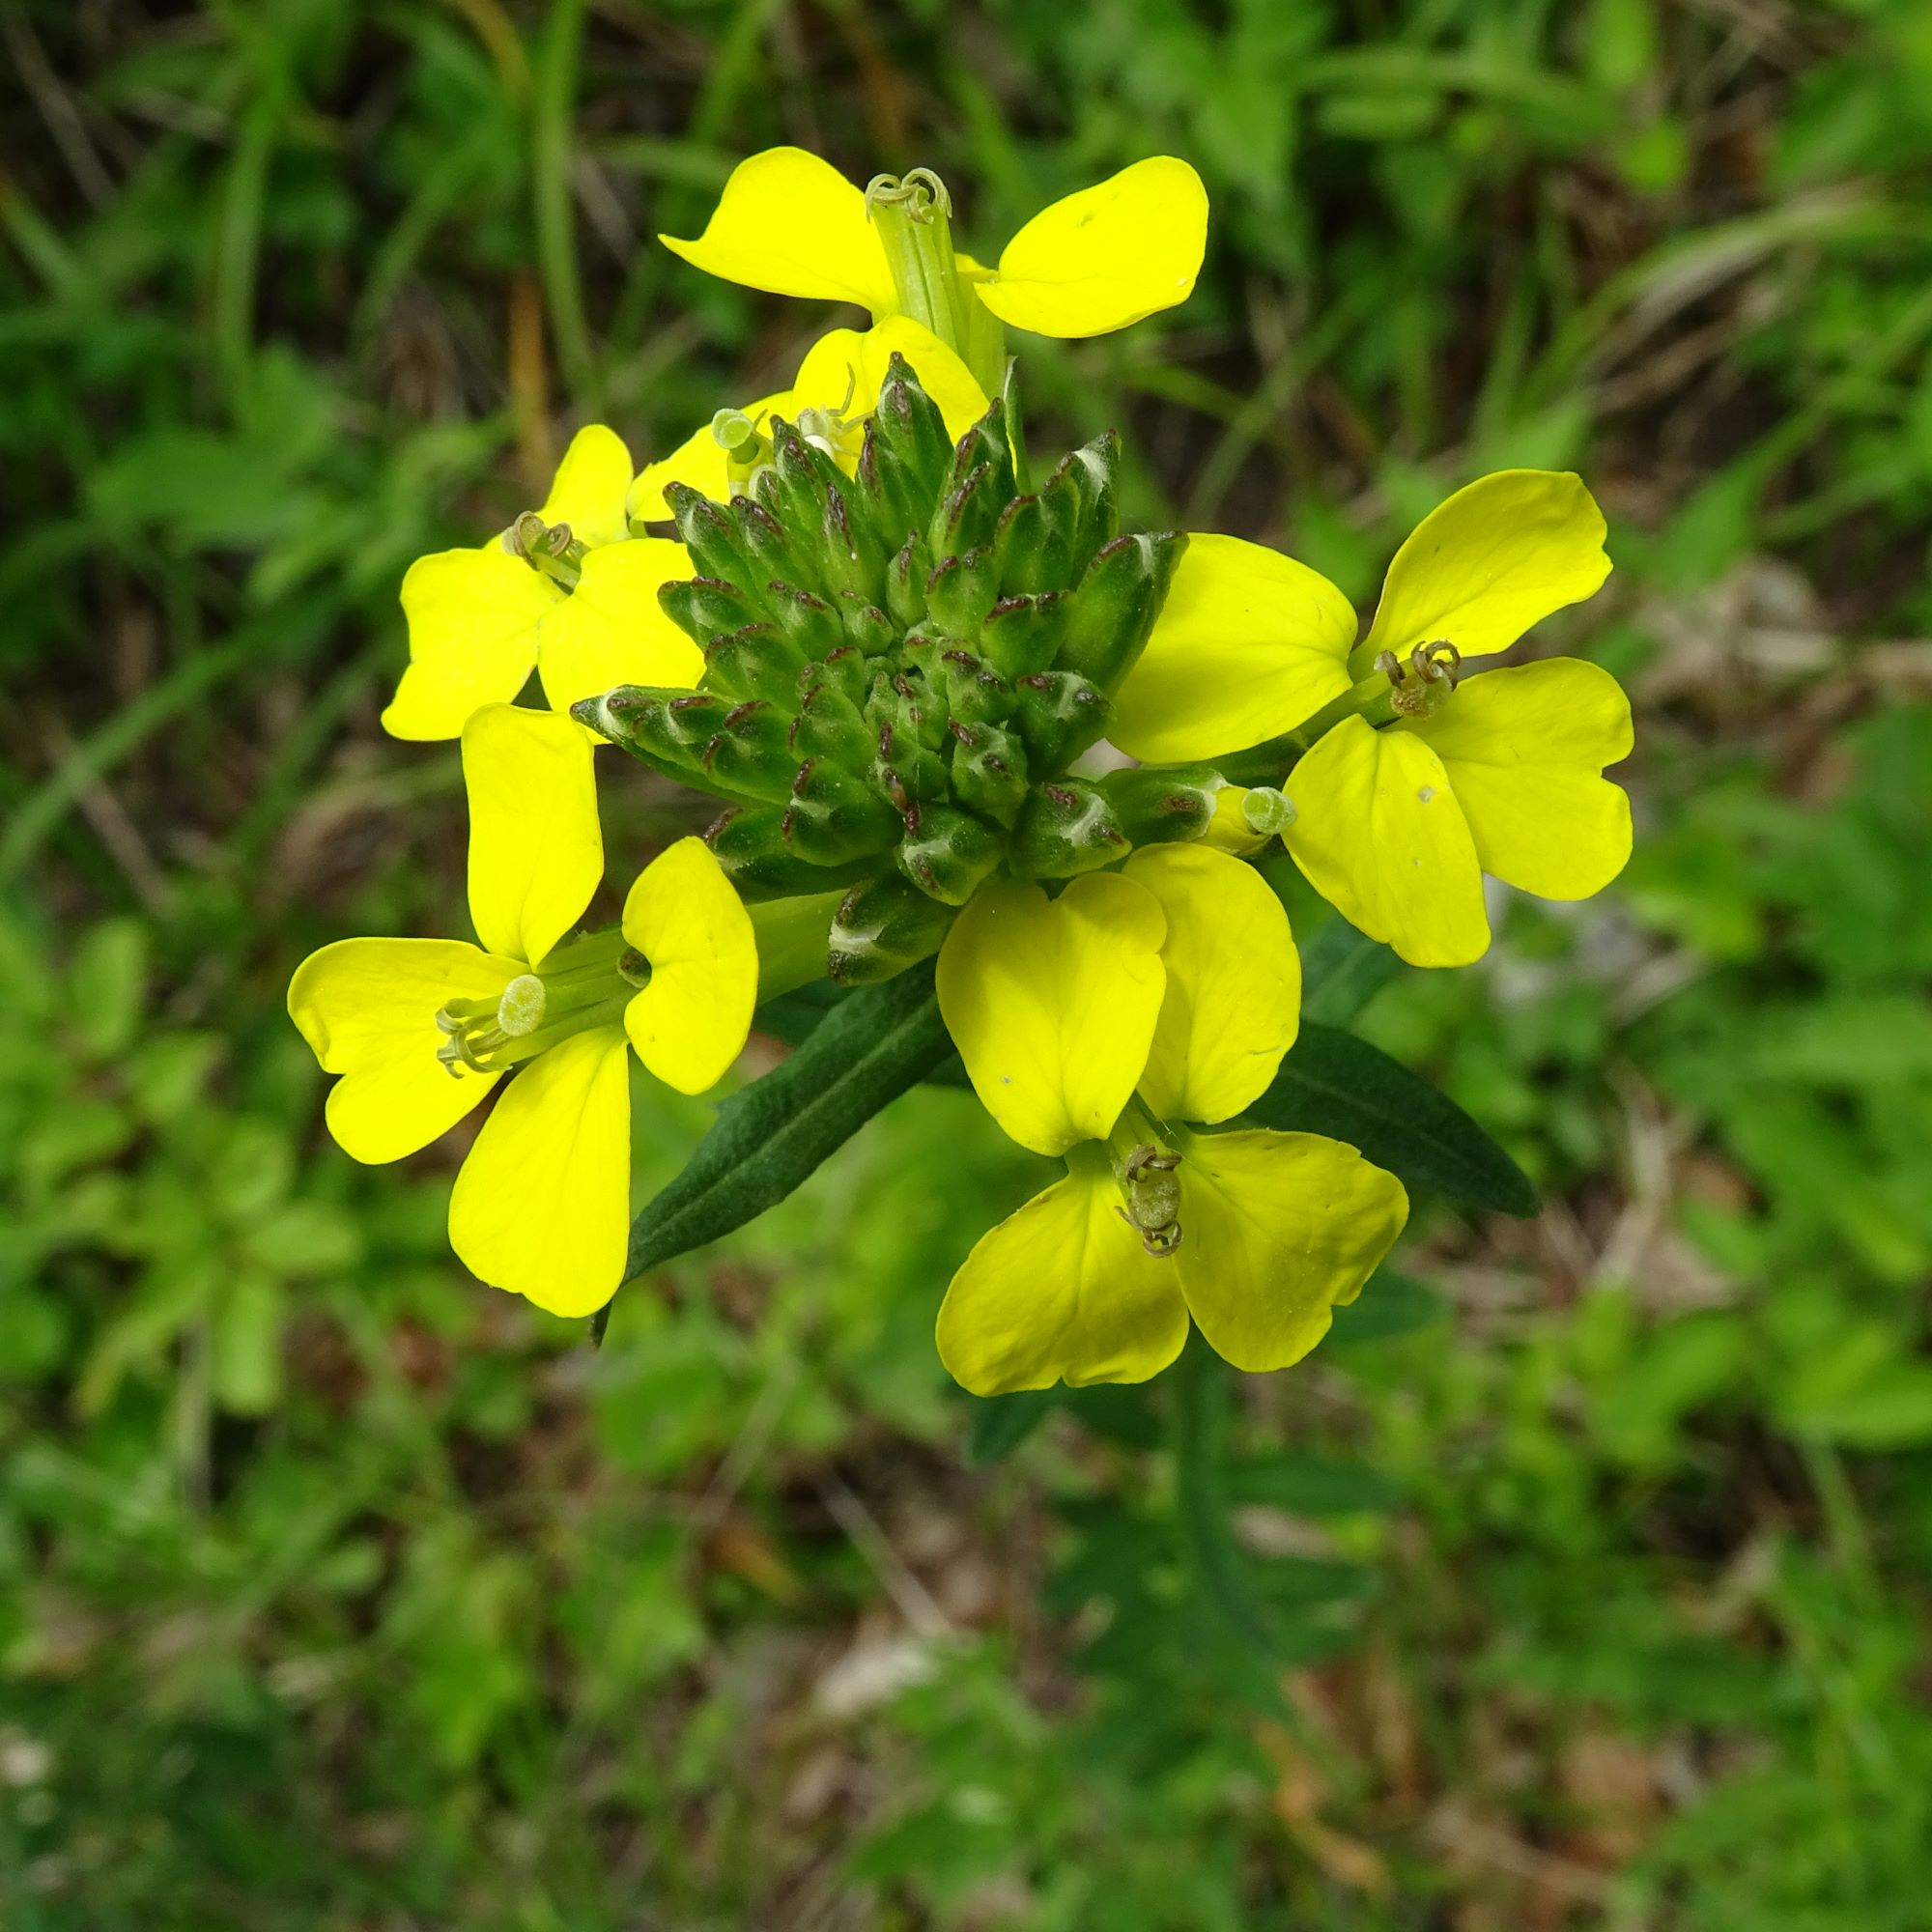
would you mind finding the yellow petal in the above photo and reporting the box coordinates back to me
[976,156,1208,338]
[658,146,898,317]
[787,317,990,450]
[1109,533,1358,761]
[462,703,603,967]
[538,424,634,550]
[382,544,556,742]
[1123,844,1299,1125]
[447,1024,632,1317]
[1283,717,1490,968]
[1403,658,1634,901]
[536,538,703,717]
[288,937,516,1163]
[1362,470,1610,668]
[936,1150,1189,1395]
[937,872,1168,1156]
[1174,1128,1408,1373]
[620,838,759,1094]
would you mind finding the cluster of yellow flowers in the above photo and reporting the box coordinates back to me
[290,149,1633,1395]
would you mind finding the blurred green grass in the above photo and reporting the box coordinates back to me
[5,0,1932,1925]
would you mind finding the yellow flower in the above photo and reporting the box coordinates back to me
[384,426,701,742]
[1110,469,1631,969]
[288,705,758,1315]
[626,317,989,517]
[931,846,1407,1393]
[659,146,1208,341]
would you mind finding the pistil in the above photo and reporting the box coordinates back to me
[434,928,634,1077]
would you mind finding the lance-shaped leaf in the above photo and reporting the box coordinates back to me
[621,960,956,1285]
[1244,1022,1537,1216]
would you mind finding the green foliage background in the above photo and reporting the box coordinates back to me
[5,0,1932,1924]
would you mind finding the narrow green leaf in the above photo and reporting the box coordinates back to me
[964,1389,1055,1466]
[754,981,971,1087]
[624,961,954,1281]
[1297,917,1402,1026]
[1248,1023,1539,1216]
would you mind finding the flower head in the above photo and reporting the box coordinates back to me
[384,427,701,742]
[932,844,1407,1393]
[660,146,1208,344]
[288,705,758,1314]
[1111,469,1631,967]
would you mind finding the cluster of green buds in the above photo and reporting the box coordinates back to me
[576,355,1223,983]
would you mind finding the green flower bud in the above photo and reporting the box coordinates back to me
[734,496,807,586]
[886,530,934,632]
[1010,669,1111,771]
[869,355,955,502]
[666,482,762,590]
[1098,763,1218,848]
[1041,431,1120,558]
[871,713,950,810]
[829,870,958,984]
[837,591,899,656]
[992,492,1062,595]
[1009,778,1129,880]
[660,574,766,644]
[700,698,798,802]
[924,544,1000,635]
[765,581,845,658]
[788,681,874,769]
[706,804,877,901]
[805,645,871,708]
[943,398,1016,510]
[948,718,1031,827]
[896,801,1007,904]
[701,622,810,707]
[783,758,902,865]
[930,646,1015,727]
[1055,530,1187,692]
[927,460,1003,558]
[978,591,1068,680]
[818,488,889,607]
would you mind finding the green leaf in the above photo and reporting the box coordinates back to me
[1297,918,1402,1027]
[964,1389,1055,1466]
[755,981,971,1088]
[622,960,955,1286]
[1248,1024,1538,1216]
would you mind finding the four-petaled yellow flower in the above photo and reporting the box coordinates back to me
[385,426,700,742]
[627,317,989,517]
[661,146,1208,341]
[933,845,1408,1393]
[288,705,758,1315]
[1111,469,1633,969]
